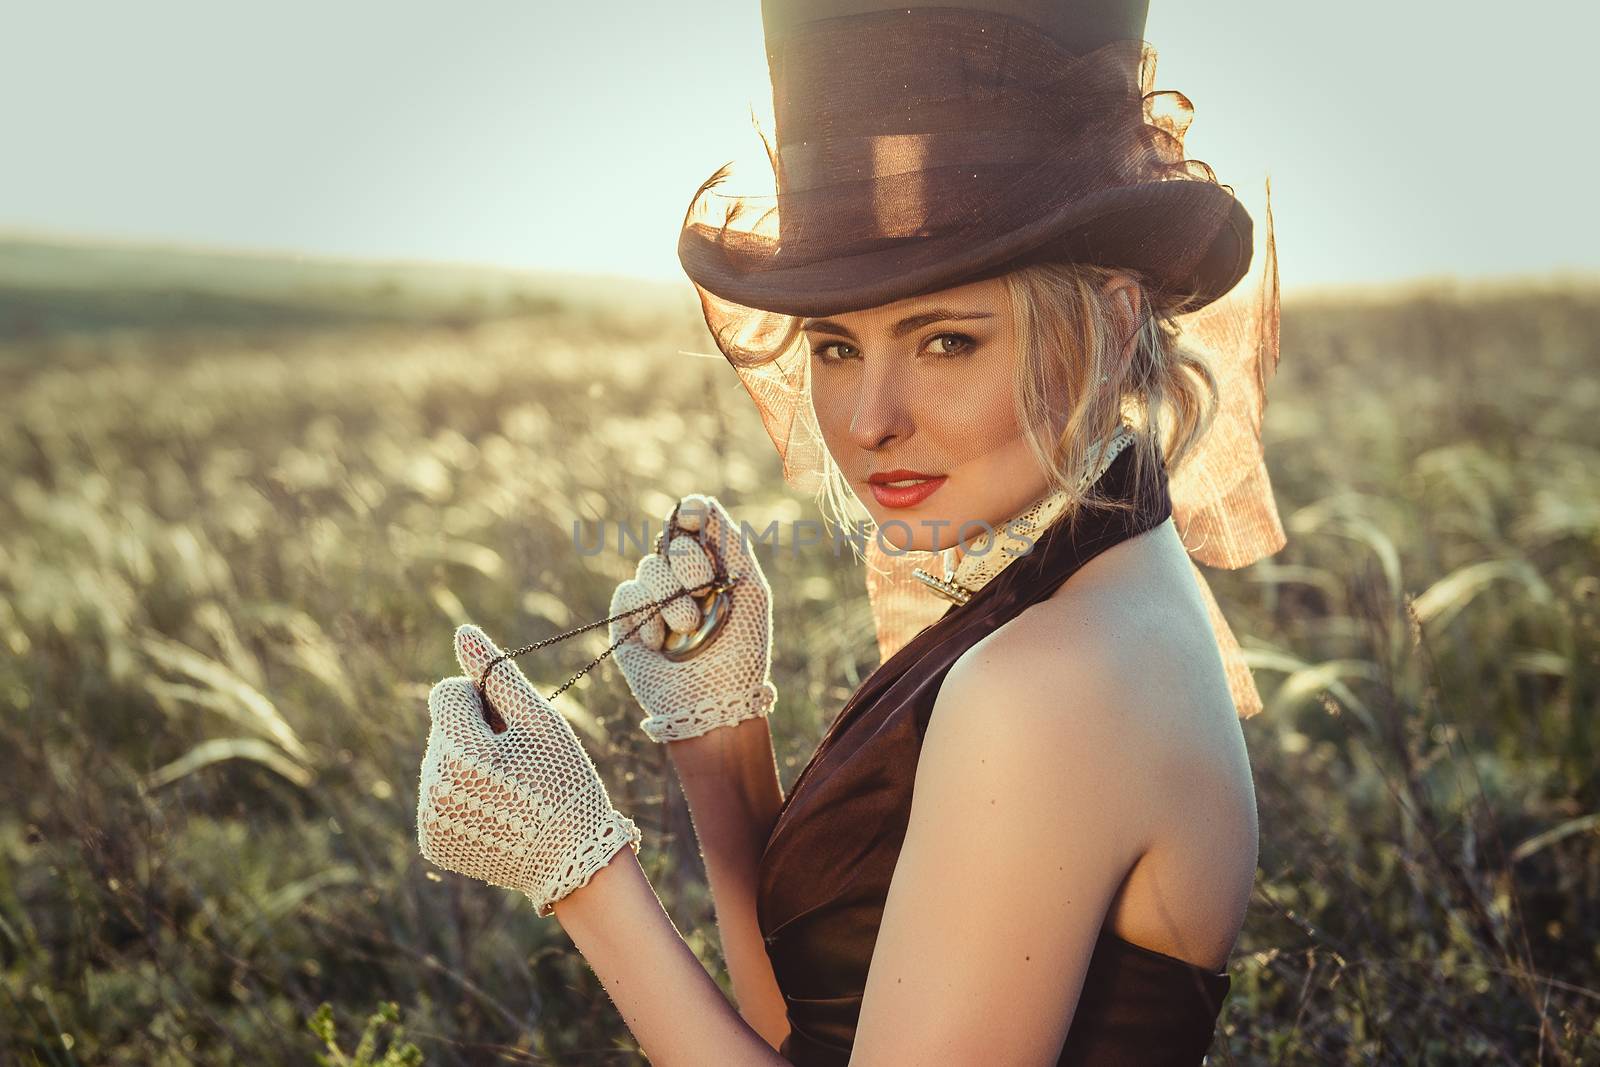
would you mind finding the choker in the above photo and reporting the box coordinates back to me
[910,425,1137,606]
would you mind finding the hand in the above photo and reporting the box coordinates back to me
[608,493,777,743]
[416,624,642,917]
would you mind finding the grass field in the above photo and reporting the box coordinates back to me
[1,235,1597,1064]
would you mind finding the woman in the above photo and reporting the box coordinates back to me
[416,1,1284,1063]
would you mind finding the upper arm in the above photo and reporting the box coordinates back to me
[847,621,1163,1066]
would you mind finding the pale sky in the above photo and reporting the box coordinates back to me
[4,1,1597,295]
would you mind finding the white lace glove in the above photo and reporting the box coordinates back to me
[608,493,778,743]
[416,624,642,917]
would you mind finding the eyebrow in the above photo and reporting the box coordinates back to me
[799,308,995,341]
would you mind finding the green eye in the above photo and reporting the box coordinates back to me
[924,332,976,357]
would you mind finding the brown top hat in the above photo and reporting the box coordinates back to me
[678,0,1253,317]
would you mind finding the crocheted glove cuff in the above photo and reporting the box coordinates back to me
[637,681,777,743]
[520,807,644,918]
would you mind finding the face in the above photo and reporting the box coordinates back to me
[805,272,1144,555]
[803,275,1043,554]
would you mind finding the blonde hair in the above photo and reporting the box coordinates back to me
[813,260,1220,553]
[1001,260,1219,539]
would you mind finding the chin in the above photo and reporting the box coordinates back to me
[867,504,969,555]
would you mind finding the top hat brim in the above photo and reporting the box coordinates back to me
[679,178,1253,320]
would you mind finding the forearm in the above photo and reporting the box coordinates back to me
[667,712,784,809]
[668,717,791,1047]
[553,845,789,1067]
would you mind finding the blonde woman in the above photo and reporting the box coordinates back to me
[416,1,1283,1063]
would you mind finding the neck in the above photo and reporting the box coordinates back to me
[943,483,1050,576]
[938,424,1136,581]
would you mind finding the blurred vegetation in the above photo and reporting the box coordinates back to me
[307,1001,423,1067]
[0,237,1596,1064]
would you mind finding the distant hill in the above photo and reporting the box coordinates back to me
[0,230,696,340]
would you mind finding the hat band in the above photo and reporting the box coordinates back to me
[779,127,1044,191]
[779,127,1046,239]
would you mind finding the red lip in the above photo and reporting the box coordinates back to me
[866,471,947,509]
[868,468,941,484]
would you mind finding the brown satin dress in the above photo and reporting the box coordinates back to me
[757,445,1234,1066]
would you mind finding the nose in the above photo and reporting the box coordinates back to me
[845,357,914,452]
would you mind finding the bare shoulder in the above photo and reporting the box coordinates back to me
[951,518,1244,768]
[944,515,1257,855]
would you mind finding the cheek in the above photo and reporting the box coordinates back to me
[808,373,847,434]
[929,373,1019,453]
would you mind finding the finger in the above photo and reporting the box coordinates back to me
[636,553,699,635]
[664,532,716,597]
[426,676,494,747]
[609,577,663,651]
[454,623,550,729]
[672,492,716,534]
[674,493,749,583]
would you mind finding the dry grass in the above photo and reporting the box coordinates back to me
[1,245,1596,1064]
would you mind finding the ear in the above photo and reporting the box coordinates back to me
[1099,272,1144,365]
